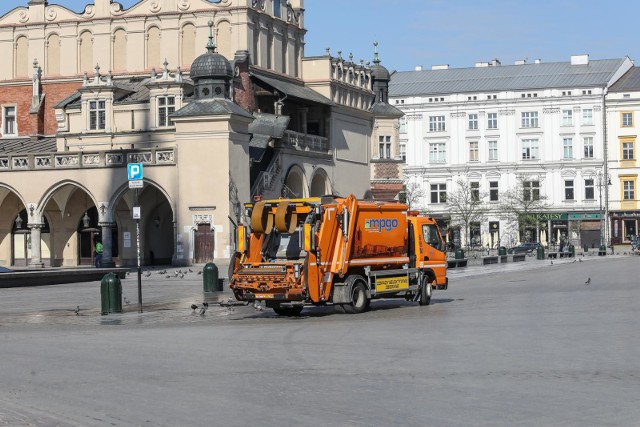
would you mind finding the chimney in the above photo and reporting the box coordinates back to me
[432,64,449,70]
[490,58,501,66]
[415,65,423,71]
[515,59,527,65]
[534,59,542,64]
[571,54,589,65]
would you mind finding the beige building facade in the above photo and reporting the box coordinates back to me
[0,0,376,268]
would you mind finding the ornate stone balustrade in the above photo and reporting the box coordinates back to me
[282,130,330,153]
[0,148,176,172]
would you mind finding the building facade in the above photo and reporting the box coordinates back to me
[607,68,640,246]
[0,0,375,268]
[390,55,633,249]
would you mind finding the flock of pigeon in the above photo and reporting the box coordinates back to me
[135,268,201,279]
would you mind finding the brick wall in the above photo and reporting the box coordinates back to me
[0,80,81,138]
[233,58,256,113]
[373,162,400,179]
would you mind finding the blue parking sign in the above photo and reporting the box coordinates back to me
[127,163,143,180]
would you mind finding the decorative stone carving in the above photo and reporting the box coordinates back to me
[193,214,213,225]
[156,150,175,163]
[45,8,57,21]
[18,11,29,23]
[0,158,9,169]
[13,158,29,169]
[177,0,190,11]
[83,5,95,18]
[149,0,161,13]
[128,152,152,164]
[543,108,560,114]
[55,155,80,167]
[106,153,123,165]
[111,2,123,14]
[35,156,52,168]
[82,154,100,165]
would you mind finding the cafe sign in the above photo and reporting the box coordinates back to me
[535,213,568,220]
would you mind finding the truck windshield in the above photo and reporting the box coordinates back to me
[422,224,444,252]
[263,228,306,260]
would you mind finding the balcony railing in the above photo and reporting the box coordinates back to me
[282,130,330,153]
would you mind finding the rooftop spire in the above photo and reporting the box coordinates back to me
[373,41,380,64]
[206,19,217,53]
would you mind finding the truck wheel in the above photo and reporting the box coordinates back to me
[419,277,432,306]
[272,305,304,316]
[344,281,370,314]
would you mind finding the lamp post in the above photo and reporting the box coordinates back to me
[597,171,611,248]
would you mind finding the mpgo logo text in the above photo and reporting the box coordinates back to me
[365,218,399,233]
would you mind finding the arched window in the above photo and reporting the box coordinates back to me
[181,23,196,68]
[146,26,161,70]
[46,34,60,76]
[113,29,127,72]
[216,21,232,60]
[15,36,29,77]
[79,31,93,74]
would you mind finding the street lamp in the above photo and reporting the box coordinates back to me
[597,171,612,247]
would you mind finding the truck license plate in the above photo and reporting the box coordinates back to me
[376,276,409,292]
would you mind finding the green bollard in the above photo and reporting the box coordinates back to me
[498,246,507,256]
[568,244,575,258]
[203,263,220,292]
[100,272,122,314]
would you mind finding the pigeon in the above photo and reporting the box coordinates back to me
[166,275,171,279]
[190,303,198,311]
[550,260,553,265]
[585,278,591,285]
[253,301,264,311]
[74,305,80,315]
[144,271,151,277]
[123,297,131,305]
[199,304,207,315]
[197,271,202,275]
[188,269,193,273]
[178,273,184,279]
[579,258,583,263]
[572,259,576,263]
[203,302,209,309]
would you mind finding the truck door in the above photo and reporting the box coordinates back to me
[408,222,416,268]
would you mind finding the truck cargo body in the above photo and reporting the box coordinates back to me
[230,195,447,315]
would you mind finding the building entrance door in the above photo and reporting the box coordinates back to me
[194,224,214,264]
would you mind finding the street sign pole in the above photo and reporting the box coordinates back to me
[136,188,143,313]
[128,163,144,313]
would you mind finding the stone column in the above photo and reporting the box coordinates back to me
[100,222,116,267]
[28,224,44,268]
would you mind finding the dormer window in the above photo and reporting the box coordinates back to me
[158,96,176,127]
[89,100,106,130]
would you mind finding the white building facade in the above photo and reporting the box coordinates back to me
[390,55,633,249]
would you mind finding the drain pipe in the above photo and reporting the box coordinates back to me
[602,87,610,247]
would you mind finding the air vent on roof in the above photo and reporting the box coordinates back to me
[534,59,542,64]
[432,64,449,70]
[571,54,589,65]
[515,59,527,65]
[475,62,489,68]
[415,65,423,71]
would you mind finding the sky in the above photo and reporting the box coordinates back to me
[2,0,640,72]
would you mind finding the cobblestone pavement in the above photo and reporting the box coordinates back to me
[0,255,638,427]
[0,255,626,328]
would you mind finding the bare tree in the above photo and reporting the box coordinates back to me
[400,181,425,210]
[446,178,488,249]
[499,176,549,244]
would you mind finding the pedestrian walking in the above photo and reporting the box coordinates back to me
[95,239,103,268]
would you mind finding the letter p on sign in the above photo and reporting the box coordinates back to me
[127,163,143,180]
